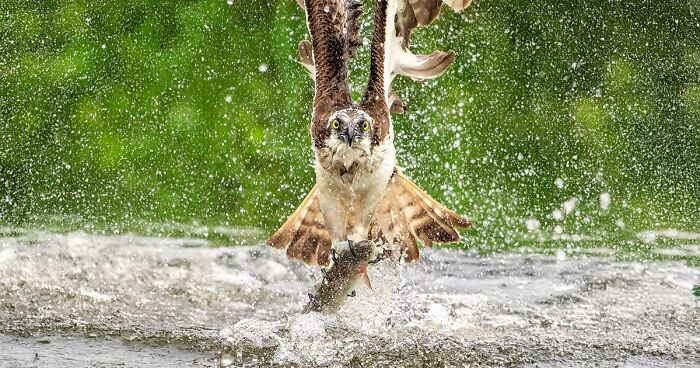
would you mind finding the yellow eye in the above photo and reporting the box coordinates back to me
[331,119,339,129]
[363,121,370,131]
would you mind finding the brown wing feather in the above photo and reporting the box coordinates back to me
[268,184,332,266]
[296,1,363,77]
[344,0,363,60]
[304,0,357,147]
[360,0,392,145]
[269,170,470,265]
[396,0,472,45]
[298,40,314,75]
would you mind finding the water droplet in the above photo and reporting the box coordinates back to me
[599,192,611,210]
[525,218,540,231]
[552,209,563,220]
[555,249,566,261]
[554,178,564,189]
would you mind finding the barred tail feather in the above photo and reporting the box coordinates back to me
[377,170,471,262]
[268,172,470,266]
[267,184,332,266]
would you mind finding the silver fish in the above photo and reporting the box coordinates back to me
[303,240,379,313]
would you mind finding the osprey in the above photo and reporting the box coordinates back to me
[269,0,472,265]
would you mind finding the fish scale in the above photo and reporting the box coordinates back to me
[304,240,376,313]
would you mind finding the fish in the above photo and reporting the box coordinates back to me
[303,240,379,313]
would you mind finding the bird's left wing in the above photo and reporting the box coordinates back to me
[361,0,472,114]
[358,0,396,144]
[372,169,471,262]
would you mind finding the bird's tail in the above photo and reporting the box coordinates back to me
[267,170,470,265]
[267,184,332,266]
[371,170,471,262]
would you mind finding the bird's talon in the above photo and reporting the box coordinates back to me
[321,268,331,282]
[347,239,358,258]
[308,292,320,308]
[347,290,356,297]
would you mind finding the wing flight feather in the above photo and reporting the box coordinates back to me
[302,0,361,146]
[381,0,473,113]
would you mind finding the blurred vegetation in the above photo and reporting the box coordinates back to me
[1,0,699,250]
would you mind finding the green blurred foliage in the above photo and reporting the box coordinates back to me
[1,0,698,248]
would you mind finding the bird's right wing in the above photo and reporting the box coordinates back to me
[268,183,333,266]
[300,0,362,146]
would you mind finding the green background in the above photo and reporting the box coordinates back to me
[1,0,699,252]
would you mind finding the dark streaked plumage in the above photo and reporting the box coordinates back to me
[269,0,473,265]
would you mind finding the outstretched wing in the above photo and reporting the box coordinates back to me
[296,1,363,89]
[362,0,472,114]
[301,0,361,147]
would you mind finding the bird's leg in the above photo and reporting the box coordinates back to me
[368,254,384,264]
[331,248,338,264]
[368,244,387,264]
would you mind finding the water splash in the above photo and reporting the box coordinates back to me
[0,231,698,367]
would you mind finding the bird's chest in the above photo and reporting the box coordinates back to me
[315,142,395,197]
[314,140,396,239]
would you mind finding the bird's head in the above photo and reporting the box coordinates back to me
[327,108,373,147]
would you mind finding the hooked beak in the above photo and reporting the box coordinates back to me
[345,125,355,145]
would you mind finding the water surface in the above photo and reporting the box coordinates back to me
[0,231,698,367]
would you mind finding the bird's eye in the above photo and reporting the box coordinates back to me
[363,121,370,131]
[331,119,339,129]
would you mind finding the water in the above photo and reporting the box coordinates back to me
[0,231,698,367]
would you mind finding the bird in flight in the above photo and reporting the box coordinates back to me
[269,0,472,266]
